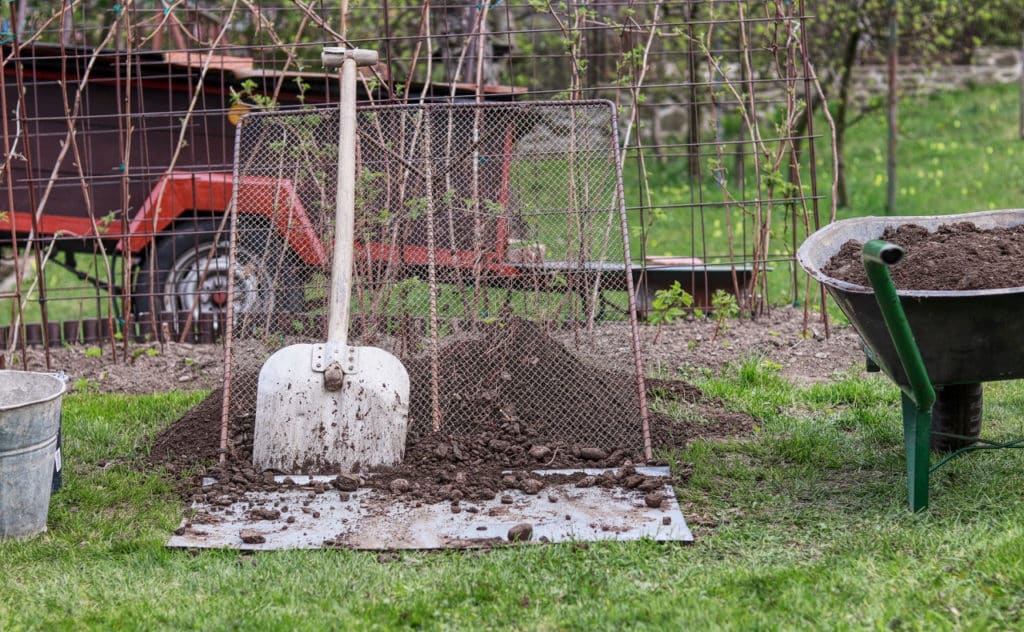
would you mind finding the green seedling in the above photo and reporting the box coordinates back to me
[649,281,700,343]
[72,377,98,392]
[711,290,740,341]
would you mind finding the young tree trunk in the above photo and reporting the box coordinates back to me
[684,2,702,178]
[791,28,859,208]
[15,0,27,35]
[832,29,862,209]
[885,0,899,215]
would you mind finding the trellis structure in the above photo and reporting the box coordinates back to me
[0,1,828,384]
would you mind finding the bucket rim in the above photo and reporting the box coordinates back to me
[0,370,66,411]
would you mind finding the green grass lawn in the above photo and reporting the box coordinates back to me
[837,84,1024,217]
[3,360,1024,629]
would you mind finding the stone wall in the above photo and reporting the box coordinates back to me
[647,46,1023,150]
[851,46,1022,103]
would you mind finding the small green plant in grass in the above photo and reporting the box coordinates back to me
[72,377,98,392]
[83,346,102,358]
[131,347,160,360]
[711,290,739,341]
[650,281,702,343]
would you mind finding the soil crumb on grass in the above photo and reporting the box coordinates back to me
[823,222,1024,291]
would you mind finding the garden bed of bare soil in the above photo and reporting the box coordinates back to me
[823,222,1024,290]
[8,305,862,394]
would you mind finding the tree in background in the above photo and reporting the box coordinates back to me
[799,0,1024,208]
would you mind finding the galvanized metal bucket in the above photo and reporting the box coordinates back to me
[0,370,66,539]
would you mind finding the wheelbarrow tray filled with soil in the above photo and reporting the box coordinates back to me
[797,208,1024,391]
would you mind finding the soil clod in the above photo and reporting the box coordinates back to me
[332,474,361,492]
[247,508,281,521]
[578,447,608,461]
[644,492,664,509]
[528,445,552,461]
[575,476,597,489]
[239,529,266,544]
[389,478,411,494]
[520,478,544,495]
[507,523,534,542]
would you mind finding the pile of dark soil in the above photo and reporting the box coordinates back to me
[147,322,756,506]
[823,222,1024,290]
[404,318,640,447]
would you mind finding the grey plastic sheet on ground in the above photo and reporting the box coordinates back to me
[166,467,692,550]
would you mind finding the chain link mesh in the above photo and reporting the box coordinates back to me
[226,100,646,450]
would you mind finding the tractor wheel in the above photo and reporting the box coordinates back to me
[132,217,306,334]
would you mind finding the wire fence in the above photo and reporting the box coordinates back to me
[1,0,828,376]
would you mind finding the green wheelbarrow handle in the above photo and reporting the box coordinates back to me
[862,240,936,511]
[861,240,935,411]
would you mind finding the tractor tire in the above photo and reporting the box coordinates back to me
[930,383,983,453]
[132,217,306,336]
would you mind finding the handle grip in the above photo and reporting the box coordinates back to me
[322,47,378,68]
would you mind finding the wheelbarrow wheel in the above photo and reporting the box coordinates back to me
[930,383,983,452]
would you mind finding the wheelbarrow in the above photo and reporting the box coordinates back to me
[797,209,1024,511]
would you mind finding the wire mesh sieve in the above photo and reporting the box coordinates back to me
[225,100,650,452]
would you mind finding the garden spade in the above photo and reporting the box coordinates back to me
[252,48,409,473]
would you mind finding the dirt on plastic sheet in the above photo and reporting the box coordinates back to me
[823,222,1024,291]
[147,324,757,507]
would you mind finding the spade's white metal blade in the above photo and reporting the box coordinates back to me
[253,343,409,472]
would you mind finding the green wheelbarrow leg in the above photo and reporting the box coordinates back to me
[902,392,932,512]
[863,241,936,512]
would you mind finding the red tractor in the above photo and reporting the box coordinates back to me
[1,43,524,334]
